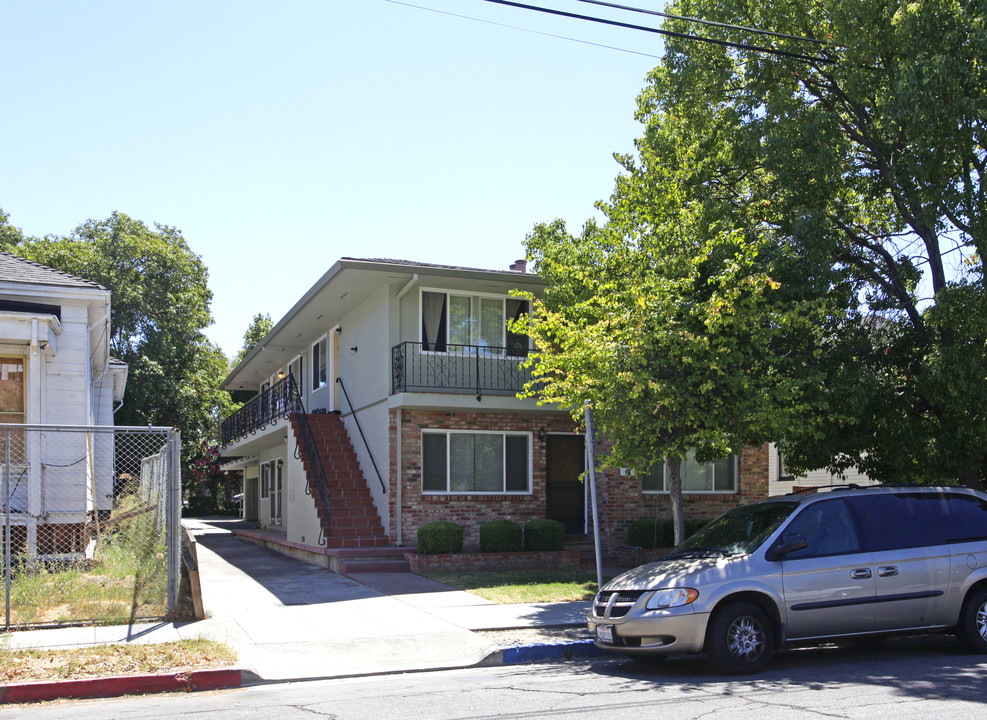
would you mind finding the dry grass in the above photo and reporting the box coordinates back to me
[0,640,237,683]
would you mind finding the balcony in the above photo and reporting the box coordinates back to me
[391,342,533,397]
[221,375,300,448]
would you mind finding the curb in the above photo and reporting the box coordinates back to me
[0,668,244,705]
[482,639,606,666]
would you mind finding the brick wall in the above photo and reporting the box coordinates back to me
[389,408,771,552]
[593,442,771,551]
[389,408,576,546]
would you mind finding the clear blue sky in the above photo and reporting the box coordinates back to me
[1,1,663,358]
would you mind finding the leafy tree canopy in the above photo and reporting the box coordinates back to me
[521,0,986,492]
[7,211,234,471]
[234,312,272,367]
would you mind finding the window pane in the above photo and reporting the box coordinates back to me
[478,298,504,352]
[681,452,713,491]
[449,433,475,491]
[0,357,25,415]
[449,296,472,347]
[779,499,860,558]
[851,494,945,551]
[422,292,447,351]
[713,456,735,491]
[505,436,529,491]
[640,461,664,492]
[422,434,448,491]
[939,494,987,543]
[473,434,503,491]
[506,299,529,357]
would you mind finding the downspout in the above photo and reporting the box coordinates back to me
[396,407,403,546]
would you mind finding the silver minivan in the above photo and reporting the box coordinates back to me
[588,485,987,673]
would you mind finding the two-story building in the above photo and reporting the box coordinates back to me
[219,257,777,564]
[0,252,128,558]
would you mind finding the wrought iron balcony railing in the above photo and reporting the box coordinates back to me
[391,342,533,397]
[220,374,300,448]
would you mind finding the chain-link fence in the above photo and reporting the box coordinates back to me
[0,425,181,629]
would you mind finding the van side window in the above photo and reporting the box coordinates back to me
[849,494,945,551]
[779,499,860,559]
[940,494,987,543]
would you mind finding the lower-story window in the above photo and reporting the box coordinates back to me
[641,450,738,493]
[422,430,530,493]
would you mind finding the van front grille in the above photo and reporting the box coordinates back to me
[594,590,647,619]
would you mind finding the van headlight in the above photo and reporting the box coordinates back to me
[646,588,699,610]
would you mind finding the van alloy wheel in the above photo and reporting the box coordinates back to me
[958,588,987,653]
[727,615,765,662]
[706,601,774,674]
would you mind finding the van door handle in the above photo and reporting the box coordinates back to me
[851,569,872,579]
[878,566,898,577]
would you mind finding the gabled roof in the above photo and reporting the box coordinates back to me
[0,251,105,291]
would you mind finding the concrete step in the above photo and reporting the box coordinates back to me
[340,558,410,574]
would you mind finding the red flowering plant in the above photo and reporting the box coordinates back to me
[185,443,241,515]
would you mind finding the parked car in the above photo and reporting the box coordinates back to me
[588,485,987,674]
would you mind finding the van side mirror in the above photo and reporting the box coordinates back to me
[773,533,808,557]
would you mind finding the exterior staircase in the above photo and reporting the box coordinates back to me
[290,413,390,549]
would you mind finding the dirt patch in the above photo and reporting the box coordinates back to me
[476,626,592,646]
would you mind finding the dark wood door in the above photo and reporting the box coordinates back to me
[546,434,585,534]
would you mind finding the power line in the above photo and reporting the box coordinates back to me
[384,0,664,60]
[479,0,832,63]
[574,0,826,45]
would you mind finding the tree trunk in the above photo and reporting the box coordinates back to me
[668,456,686,546]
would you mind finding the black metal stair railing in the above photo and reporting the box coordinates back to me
[219,374,331,541]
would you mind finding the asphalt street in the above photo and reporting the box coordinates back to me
[3,634,985,720]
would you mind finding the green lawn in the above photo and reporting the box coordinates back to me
[422,570,607,603]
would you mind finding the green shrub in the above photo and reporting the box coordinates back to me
[627,518,670,548]
[416,521,464,554]
[479,520,523,552]
[524,519,565,551]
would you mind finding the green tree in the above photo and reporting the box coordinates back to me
[234,313,272,366]
[0,207,25,250]
[522,0,986,505]
[10,212,233,473]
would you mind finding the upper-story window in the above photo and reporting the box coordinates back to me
[421,291,529,356]
[312,336,327,391]
[640,450,738,493]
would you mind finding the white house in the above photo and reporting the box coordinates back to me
[0,252,128,557]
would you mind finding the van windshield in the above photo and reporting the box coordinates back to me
[672,501,798,557]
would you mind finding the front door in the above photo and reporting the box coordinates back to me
[546,434,585,534]
[270,459,283,527]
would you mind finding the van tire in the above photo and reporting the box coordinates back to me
[706,601,774,674]
[958,587,987,654]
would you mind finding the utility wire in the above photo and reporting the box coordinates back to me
[479,0,832,63]
[385,0,664,59]
[574,0,826,44]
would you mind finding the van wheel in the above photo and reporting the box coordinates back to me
[958,587,987,653]
[706,602,774,674]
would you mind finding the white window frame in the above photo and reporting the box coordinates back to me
[419,288,530,358]
[421,429,532,495]
[641,452,739,495]
[312,335,328,391]
[260,461,270,499]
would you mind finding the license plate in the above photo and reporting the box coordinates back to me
[596,625,614,644]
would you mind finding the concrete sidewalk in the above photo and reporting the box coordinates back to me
[3,517,597,692]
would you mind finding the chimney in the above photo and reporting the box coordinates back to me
[509,259,527,273]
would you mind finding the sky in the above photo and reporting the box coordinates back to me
[1,1,665,358]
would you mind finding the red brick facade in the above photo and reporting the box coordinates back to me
[388,407,771,551]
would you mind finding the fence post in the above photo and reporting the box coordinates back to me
[4,431,10,630]
[166,429,182,616]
